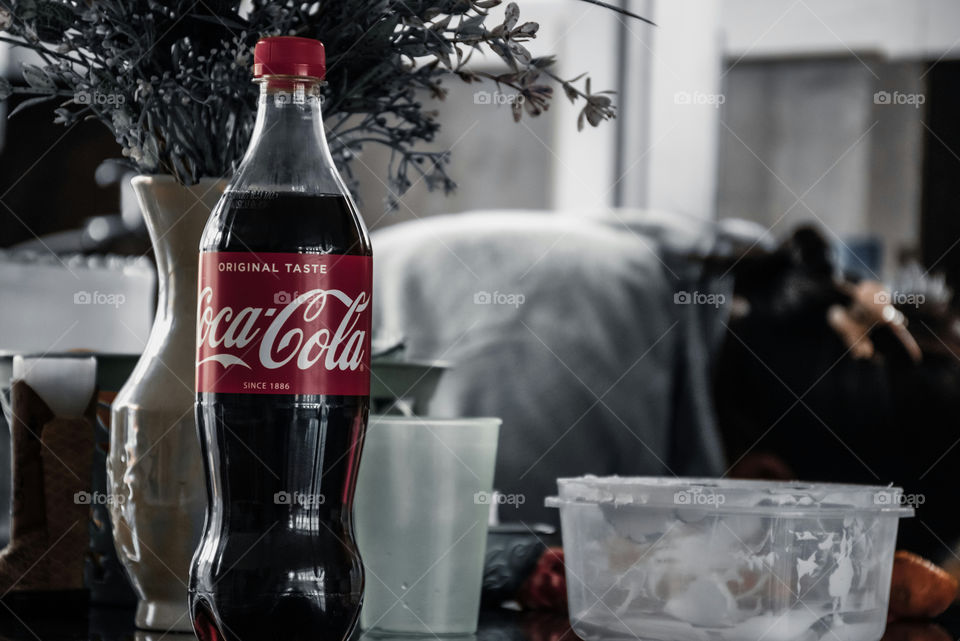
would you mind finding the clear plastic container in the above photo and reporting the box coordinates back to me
[546,477,914,641]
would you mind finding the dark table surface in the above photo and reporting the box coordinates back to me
[0,605,957,641]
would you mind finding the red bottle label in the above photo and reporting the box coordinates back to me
[196,251,372,395]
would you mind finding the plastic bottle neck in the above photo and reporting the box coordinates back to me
[255,76,324,136]
[230,76,345,195]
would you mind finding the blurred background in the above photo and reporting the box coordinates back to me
[2,0,955,272]
[3,0,960,571]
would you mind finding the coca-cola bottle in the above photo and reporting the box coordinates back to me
[190,37,371,641]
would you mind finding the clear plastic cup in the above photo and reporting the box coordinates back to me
[354,416,501,636]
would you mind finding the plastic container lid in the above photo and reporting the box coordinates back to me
[545,476,915,517]
[253,36,326,80]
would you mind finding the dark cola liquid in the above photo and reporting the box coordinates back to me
[191,192,371,641]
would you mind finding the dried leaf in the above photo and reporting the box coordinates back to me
[22,64,54,90]
[508,41,531,65]
[9,94,53,117]
[516,21,538,36]
[503,2,519,31]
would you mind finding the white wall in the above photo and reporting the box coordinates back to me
[721,0,960,60]
[635,0,723,219]
[427,0,725,219]
[524,0,623,212]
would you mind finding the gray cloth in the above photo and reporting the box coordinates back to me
[371,210,738,525]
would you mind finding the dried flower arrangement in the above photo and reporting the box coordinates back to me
[0,0,649,201]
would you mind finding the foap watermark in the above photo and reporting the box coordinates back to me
[274,491,326,507]
[74,290,126,308]
[674,489,725,506]
[674,90,725,108]
[474,290,525,308]
[473,90,524,106]
[474,491,526,508]
[874,491,924,508]
[74,491,125,506]
[674,290,725,308]
[74,90,126,107]
[274,290,300,304]
[873,90,925,109]
[874,291,925,308]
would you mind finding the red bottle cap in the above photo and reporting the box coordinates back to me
[253,36,326,80]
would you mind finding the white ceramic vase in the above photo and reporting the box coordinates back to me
[108,175,225,631]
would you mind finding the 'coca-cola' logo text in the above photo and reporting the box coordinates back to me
[196,252,372,395]
[197,287,369,372]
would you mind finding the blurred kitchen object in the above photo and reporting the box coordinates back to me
[372,210,760,526]
[0,356,95,610]
[0,251,155,354]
